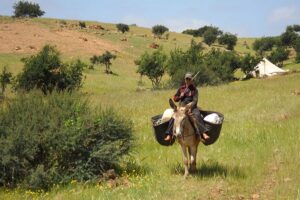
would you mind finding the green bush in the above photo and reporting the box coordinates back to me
[13,1,45,18]
[79,21,86,28]
[116,23,129,33]
[0,92,133,189]
[14,45,85,94]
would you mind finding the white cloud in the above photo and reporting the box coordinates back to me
[268,6,300,23]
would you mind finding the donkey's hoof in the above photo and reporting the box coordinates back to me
[184,173,189,179]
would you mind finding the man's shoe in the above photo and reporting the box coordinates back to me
[202,133,210,140]
[164,135,172,141]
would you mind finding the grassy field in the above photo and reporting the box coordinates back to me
[0,17,300,200]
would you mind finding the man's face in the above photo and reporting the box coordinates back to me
[185,77,192,85]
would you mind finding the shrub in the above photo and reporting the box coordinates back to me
[13,1,45,18]
[79,21,86,28]
[14,45,85,94]
[0,92,133,189]
[116,23,129,33]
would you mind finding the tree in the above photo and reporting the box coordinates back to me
[267,47,290,67]
[218,33,238,50]
[98,51,117,74]
[252,37,277,55]
[292,24,300,32]
[182,26,222,37]
[280,29,298,47]
[296,52,300,63]
[293,37,300,52]
[203,28,218,46]
[240,54,261,78]
[152,25,169,39]
[116,23,129,33]
[0,66,12,96]
[15,45,85,94]
[13,1,45,18]
[136,49,167,89]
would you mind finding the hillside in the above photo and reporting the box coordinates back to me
[0,16,300,199]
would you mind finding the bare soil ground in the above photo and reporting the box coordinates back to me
[0,22,121,56]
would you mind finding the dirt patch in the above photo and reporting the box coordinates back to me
[0,22,121,56]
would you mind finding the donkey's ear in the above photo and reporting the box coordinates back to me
[169,98,177,111]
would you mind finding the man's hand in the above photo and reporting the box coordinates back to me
[180,92,185,98]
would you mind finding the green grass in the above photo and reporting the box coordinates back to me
[0,16,300,200]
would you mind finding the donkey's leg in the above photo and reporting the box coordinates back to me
[180,145,189,178]
[187,147,192,171]
[190,145,198,173]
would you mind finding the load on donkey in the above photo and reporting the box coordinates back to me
[151,72,224,177]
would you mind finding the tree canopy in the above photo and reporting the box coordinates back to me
[152,25,169,39]
[13,1,45,18]
[116,23,129,33]
[135,49,167,89]
[218,33,238,50]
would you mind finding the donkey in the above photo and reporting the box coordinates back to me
[169,99,201,178]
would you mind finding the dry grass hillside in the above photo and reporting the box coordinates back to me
[0,21,120,56]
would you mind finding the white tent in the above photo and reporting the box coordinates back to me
[252,58,287,78]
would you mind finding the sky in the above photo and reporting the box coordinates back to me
[1,0,300,37]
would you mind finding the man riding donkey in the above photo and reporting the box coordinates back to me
[164,72,210,142]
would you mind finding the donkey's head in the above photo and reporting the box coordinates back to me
[169,99,193,138]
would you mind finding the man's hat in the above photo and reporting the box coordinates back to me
[185,72,193,79]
